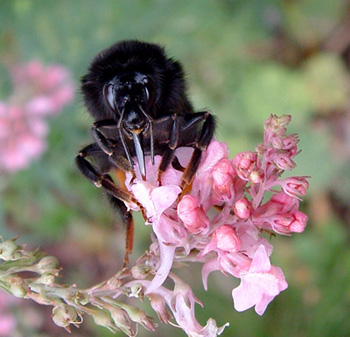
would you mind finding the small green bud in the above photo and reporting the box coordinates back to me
[0,240,19,261]
[131,264,150,279]
[52,304,78,328]
[37,256,60,274]
[91,310,118,333]
[109,307,136,337]
[10,277,27,298]
[37,272,56,285]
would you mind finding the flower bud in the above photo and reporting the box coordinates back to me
[0,239,19,261]
[234,198,252,219]
[149,294,171,323]
[232,151,257,180]
[37,256,60,274]
[212,159,235,199]
[177,195,209,234]
[10,277,27,298]
[214,225,241,253]
[131,264,150,279]
[274,153,296,170]
[129,283,144,299]
[109,307,136,337]
[52,304,78,329]
[265,114,291,135]
[289,211,308,233]
[37,272,56,285]
[279,176,309,198]
[249,170,264,184]
[91,310,118,333]
[272,134,299,151]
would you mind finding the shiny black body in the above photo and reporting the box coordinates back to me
[76,40,215,265]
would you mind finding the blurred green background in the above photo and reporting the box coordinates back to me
[1,0,350,336]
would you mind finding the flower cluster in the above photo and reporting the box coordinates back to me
[0,61,75,173]
[121,114,309,334]
[0,115,309,337]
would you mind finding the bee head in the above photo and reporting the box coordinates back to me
[103,71,154,133]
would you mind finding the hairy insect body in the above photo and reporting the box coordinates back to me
[76,40,215,265]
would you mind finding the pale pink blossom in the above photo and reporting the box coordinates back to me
[0,61,75,173]
[232,245,288,315]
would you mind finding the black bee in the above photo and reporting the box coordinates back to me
[76,40,215,265]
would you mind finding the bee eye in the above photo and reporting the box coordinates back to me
[144,87,149,101]
[103,83,116,112]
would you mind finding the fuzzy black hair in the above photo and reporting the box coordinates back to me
[82,40,193,120]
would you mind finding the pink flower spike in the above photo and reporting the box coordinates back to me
[177,195,209,234]
[215,225,241,253]
[232,245,288,315]
[234,198,252,219]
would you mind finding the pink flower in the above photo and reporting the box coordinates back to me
[212,159,236,200]
[0,292,17,336]
[0,61,75,173]
[117,114,308,335]
[277,176,310,199]
[232,151,257,181]
[178,195,210,234]
[253,191,308,234]
[213,225,241,253]
[234,198,252,219]
[232,245,288,315]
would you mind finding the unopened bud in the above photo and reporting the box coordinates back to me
[149,294,171,323]
[52,304,78,329]
[109,307,136,337]
[215,225,241,253]
[289,211,308,233]
[177,195,209,234]
[10,277,27,298]
[37,272,56,285]
[212,159,235,199]
[131,264,150,279]
[37,256,60,274]
[234,198,252,219]
[0,239,19,261]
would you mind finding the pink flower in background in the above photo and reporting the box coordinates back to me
[119,114,309,335]
[0,292,17,336]
[0,61,75,173]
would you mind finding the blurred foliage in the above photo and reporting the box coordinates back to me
[1,0,350,336]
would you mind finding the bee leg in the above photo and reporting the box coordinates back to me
[91,119,119,155]
[106,194,134,268]
[76,145,143,211]
[76,145,146,265]
[157,114,180,183]
[180,111,215,188]
[91,120,136,180]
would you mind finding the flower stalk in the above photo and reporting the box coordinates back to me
[0,114,309,336]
